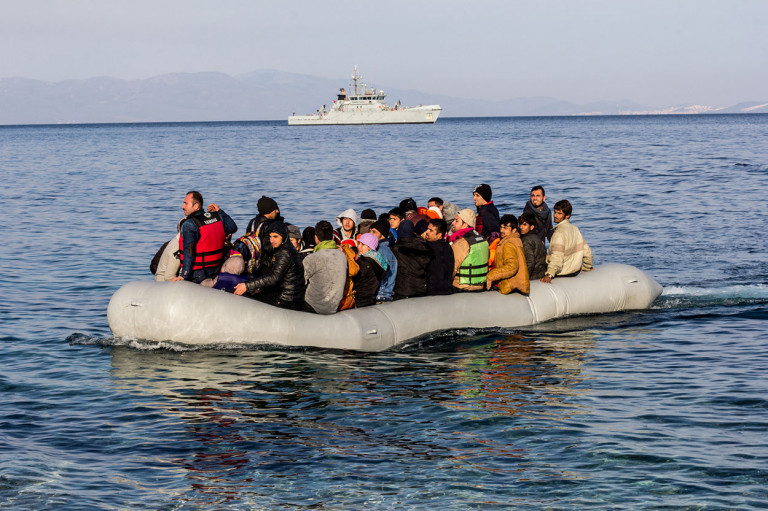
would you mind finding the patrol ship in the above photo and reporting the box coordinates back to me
[288,67,442,125]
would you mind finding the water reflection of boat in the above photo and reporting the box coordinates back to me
[288,66,442,125]
[449,333,596,418]
[108,264,662,352]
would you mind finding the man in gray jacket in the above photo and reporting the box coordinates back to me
[302,221,348,314]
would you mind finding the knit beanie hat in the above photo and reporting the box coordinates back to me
[457,208,476,228]
[370,220,390,237]
[357,233,379,251]
[473,183,492,202]
[286,223,301,240]
[257,195,279,215]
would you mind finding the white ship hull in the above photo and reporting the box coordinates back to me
[289,67,442,126]
[289,105,441,125]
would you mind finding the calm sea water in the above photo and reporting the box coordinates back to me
[2,115,768,510]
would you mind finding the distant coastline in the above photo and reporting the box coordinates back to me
[1,71,766,126]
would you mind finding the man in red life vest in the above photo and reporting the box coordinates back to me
[171,191,238,283]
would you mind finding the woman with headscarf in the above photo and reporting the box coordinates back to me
[353,233,389,307]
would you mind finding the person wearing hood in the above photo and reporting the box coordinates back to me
[234,221,304,310]
[441,200,461,235]
[473,183,501,239]
[392,219,433,300]
[334,208,359,244]
[486,214,530,295]
[246,195,283,240]
[522,185,554,243]
[353,233,389,307]
[449,208,490,292]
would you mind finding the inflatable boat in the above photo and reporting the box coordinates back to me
[107,263,662,352]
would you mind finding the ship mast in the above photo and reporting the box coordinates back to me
[352,66,361,95]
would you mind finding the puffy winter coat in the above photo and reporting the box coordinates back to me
[303,243,348,315]
[338,244,360,310]
[245,239,305,307]
[354,255,387,307]
[392,236,432,300]
[487,233,530,295]
[426,239,454,296]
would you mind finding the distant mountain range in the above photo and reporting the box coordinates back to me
[1,70,766,125]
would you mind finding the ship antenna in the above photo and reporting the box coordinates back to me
[352,65,360,95]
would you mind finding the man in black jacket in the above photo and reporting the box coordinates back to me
[423,218,454,296]
[234,222,304,310]
[518,213,547,280]
[392,219,432,300]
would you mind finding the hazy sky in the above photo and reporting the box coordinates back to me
[2,0,766,106]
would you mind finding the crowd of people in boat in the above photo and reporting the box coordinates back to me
[151,184,593,313]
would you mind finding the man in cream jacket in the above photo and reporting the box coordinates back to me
[541,200,593,283]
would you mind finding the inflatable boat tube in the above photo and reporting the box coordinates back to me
[108,263,661,352]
